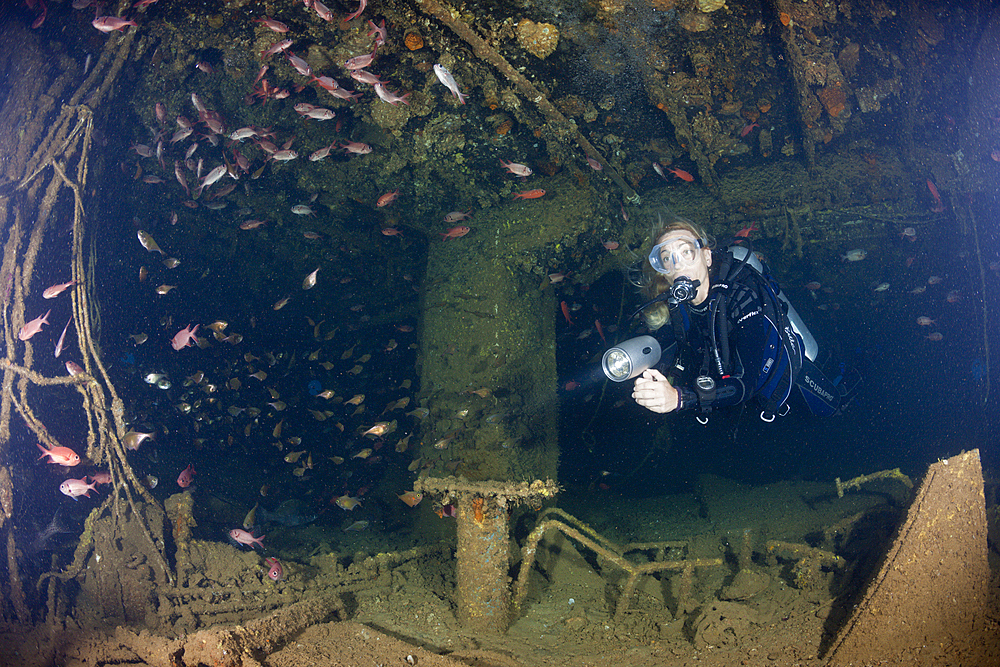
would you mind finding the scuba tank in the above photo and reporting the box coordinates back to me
[727,245,818,362]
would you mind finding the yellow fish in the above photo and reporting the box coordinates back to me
[243,503,259,530]
[343,520,369,532]
[137,230,163,254]
[284,450,307,463]
[335,495,362,511]
[362,420,397,438]
[398,491,423,507]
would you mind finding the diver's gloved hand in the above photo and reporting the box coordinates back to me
[632,368,679,414]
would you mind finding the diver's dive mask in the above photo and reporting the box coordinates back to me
[648,236,706,277]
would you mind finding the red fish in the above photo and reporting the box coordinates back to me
[740,122,759,138]
[561,301,573,325]
[373,83,410,105]
[513,189,546,200]
[171,324,199,351]
[667,167,695,182]
[441,226,470,240]
[18,309,51,341]
[345,49,378,71]
[43,280,76,299]
[25,0,46,28]
[265,557,283,581]
[91,470,112,485]
[229,528,265,549]
[595,319,606,343]
[500,159,532,177]
[344,0,367,22]
[368,19,387,47]
[376,190,400,207]
[261,39,293,59]
[341,140,372,155]
[37,443,81,467]
[253,17,288,33]
[735,222,759,238]
[444,210,471,223]
[926,179,944,213]
[177,464,196,488]
[60,477,98,500]
[313,0,333,21]
[285,51,312,77]
[92,17,137,32]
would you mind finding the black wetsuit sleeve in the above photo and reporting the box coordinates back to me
[675,289,774,412]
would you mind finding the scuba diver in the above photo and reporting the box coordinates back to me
[613,212,858,421]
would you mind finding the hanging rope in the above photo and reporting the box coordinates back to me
[0,25,174,623]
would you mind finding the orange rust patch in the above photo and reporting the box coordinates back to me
[817,85,847,118]
[404,32,424,50]
[472,497,484,526]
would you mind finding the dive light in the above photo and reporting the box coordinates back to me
[601,335,662,382]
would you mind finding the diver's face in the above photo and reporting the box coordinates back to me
[652,231,712,304]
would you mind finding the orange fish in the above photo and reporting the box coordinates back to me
[513,189,546,200]
[376,189,400,207]
[667,167,694,182]
[560,301,573,325]
[441,226,470,240]
[37,443,81,467]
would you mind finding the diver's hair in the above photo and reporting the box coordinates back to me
[632,211,715,330]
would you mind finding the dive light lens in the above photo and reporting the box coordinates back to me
[601,336,662,382]
[602,348,632,381]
